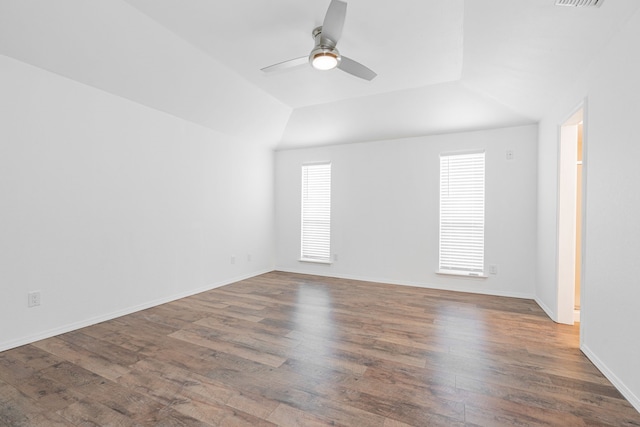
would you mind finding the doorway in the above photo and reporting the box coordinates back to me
[558,106,584,325]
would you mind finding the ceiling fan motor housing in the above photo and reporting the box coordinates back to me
[309,26,341,70]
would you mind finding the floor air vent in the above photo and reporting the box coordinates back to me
[555,0,604,7]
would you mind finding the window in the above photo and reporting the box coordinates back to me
[439,151,485,276]
[301,162,331,263]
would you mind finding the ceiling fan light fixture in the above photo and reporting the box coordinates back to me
[310,49,340,71]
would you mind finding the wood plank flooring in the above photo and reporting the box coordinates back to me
[2,271,640,426]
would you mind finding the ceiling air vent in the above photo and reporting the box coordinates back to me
[555,0,604,7]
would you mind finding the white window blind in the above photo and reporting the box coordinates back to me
[301,163,331,262]
[439,151,485,275]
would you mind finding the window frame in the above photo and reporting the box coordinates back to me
[438,150,486,277]
[300,162,332,264]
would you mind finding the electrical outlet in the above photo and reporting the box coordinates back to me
[333,253,338,262]
[28,291,41,307]
[489,265,498,275]
[231,255,236,265]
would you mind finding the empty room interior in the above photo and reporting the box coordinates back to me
[2,0,640,425]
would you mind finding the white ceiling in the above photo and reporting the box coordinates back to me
[124,0,465,108]
[2,0,639,149]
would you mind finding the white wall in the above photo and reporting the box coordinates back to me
[536,7,640,411]
[276,125,538,298]
[0,54,275,351]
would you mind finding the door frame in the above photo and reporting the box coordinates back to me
[556,100,587,331]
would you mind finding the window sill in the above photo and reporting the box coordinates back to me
[299,258,333,265]
[436,270,488,278]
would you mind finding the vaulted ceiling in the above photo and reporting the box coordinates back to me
[1,0,639,149]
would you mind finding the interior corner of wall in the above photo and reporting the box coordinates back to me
[534,296,558,322]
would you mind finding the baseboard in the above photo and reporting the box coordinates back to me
[534,296,557,322]
[0,269,272,353]
[274,267,535,300]
[581,344,640,413]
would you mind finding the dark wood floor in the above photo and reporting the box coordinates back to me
[1,272,640,426]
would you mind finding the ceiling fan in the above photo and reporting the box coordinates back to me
[261,0,377,81]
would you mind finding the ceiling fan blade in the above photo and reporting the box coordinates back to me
[337,56,377,81]
[261,56,308,74]
[321,0,347,46]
